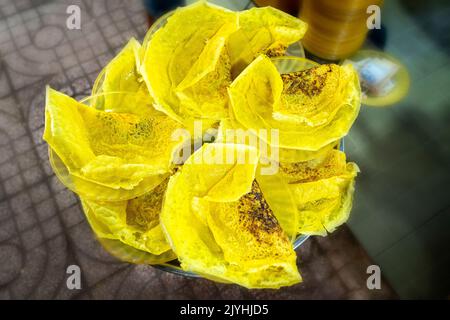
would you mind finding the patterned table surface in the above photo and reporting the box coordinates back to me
[0,0,397,299]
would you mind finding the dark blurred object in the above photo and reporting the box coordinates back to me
[143,0,184,24]
[400,0,450,55]
[254,0,301,16]
[367,24,387,50]
[300,0,383,61]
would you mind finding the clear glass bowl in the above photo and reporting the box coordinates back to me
[52,13,341,278]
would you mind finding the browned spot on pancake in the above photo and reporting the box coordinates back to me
[265,44,287,58]
[282,161,336,184]
[126,179,168,231]
[281,64,334,97]
[279,151,346,184]
[237,181,282,242]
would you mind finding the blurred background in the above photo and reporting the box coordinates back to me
[0,0,448,299]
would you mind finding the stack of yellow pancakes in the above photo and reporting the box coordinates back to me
[43,2,360,289]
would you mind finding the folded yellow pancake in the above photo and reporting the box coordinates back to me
[257,150,359,238]
[91,38,151,115]
[217,118,338,164]
[141,2,238,126]
[43,87,187,201]
[49,147,167,202]
[228,6,307,77]
[229,55,361,151]
[161,143,301,288]
[80,179,175,264]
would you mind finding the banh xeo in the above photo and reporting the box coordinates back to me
[43,1,361,289]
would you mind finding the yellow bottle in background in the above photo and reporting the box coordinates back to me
[300,0,383,61]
